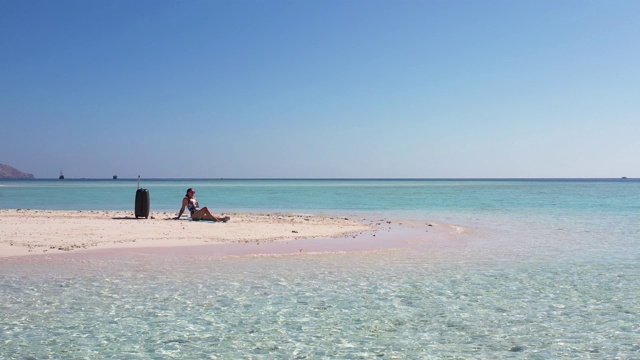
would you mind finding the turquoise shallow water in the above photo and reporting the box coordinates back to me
[1,179,639,358]
[2,252,638,359]
[1,178,637,215]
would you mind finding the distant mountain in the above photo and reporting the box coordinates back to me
[0,164,35,179]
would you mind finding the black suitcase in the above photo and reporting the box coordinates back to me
[135,188,150,218]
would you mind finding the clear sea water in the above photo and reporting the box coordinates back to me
[1,179,639,358]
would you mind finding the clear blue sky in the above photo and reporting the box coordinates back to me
[2,0,638,178]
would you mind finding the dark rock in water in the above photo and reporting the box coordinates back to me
[0,164,35,179]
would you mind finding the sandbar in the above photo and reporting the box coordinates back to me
[0,209,375,258]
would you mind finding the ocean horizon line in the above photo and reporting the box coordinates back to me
[2,177,637,182]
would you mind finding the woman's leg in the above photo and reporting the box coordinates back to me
[190,208,206,220]
[202,207,230,222]
[192,207,230,222]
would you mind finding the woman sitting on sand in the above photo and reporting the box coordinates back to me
[176,188,230,222]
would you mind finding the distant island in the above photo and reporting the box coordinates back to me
[0,164,35,179]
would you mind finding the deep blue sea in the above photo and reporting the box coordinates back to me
[1,179,639,358]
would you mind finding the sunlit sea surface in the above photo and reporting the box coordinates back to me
[1,179,639,358]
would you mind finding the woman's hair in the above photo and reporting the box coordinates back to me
[186,188,194,196]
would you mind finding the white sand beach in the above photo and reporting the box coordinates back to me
[0,209,375,257]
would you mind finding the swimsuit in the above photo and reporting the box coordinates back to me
[186,197,200,216]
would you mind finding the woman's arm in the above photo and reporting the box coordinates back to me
[176,197,188,219]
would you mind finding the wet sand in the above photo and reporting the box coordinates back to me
[0,209,462,260]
